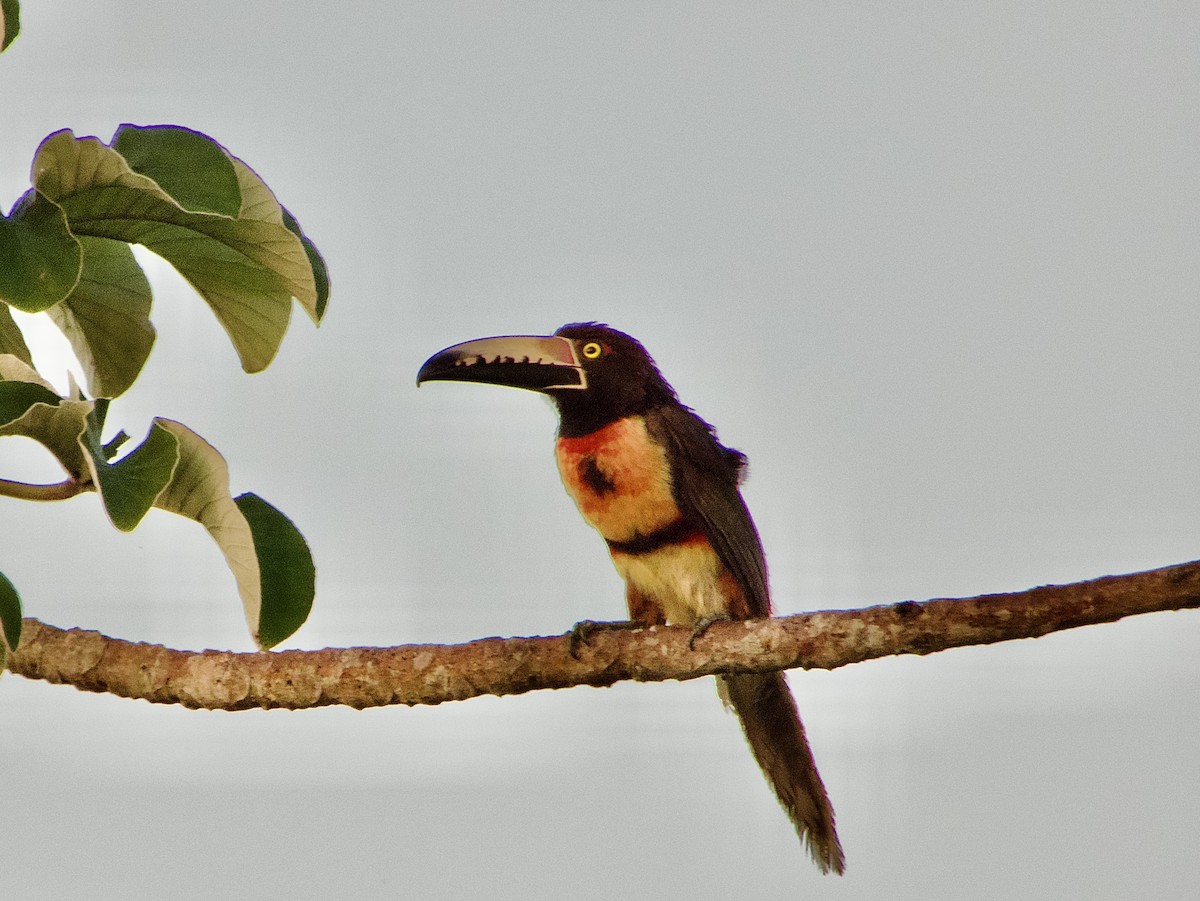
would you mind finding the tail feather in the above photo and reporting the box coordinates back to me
[719,671,845,874]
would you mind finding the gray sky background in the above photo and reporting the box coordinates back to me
[2,3,1198,898]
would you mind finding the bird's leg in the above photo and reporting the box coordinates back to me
[688,613,732,650]
[567,619,647,658]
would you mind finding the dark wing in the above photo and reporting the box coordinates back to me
[643,405,771,617]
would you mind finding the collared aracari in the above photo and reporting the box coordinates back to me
[417,322,845,874]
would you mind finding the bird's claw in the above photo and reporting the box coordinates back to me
[688,614,731,650]
[568,619,644,658]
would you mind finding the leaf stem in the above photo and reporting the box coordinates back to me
[0,476,89,502]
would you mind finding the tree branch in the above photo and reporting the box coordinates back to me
[7,558,1200,710]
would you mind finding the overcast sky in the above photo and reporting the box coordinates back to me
[3,3,1198,899]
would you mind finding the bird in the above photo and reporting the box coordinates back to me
[417,322,845,874]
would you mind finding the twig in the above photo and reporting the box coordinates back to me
[0,476,87,502]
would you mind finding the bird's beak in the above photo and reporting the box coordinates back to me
[416,334,587,392]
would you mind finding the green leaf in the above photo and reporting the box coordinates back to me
[0,354,91,478]
[47,235,155,398]
[0,189,82,312]
[101,428,131,460]
[80,412,178,531]
[282,206,330,323]
[0,570,21,652]
[1,0,20,54]
[0,304,33,366]
[235,493,315,649]
[0,569,20,672]
[112,124,242,217]
[0,375,59,424]
[150,420,314,648]
[224,155,324,325]
[32,129,320,372]
[0,354,315,646]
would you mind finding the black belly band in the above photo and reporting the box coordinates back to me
[606,518,701,555]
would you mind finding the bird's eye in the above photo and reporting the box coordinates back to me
[581,341,603,360]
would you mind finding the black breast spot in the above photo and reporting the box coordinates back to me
[581,456,616,495]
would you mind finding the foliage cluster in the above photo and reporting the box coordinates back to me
[0,120,328,666]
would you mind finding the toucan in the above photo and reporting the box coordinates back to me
[417,322,845,874]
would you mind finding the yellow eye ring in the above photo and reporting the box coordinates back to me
[581,341,603,360]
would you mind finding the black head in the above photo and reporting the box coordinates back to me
[549,322,677,435]
[417,322,678,435]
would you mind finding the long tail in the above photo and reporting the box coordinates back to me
[719,671,845,874]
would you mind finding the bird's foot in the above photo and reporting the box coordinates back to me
[688,614,732,650]
[568,619,645,658]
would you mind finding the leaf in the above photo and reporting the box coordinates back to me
[151,420,314,648]
[0,352,55,390]
[101,428,131,461]
[0,378,60,424]
[0,356,314,646]
[112,124,242,217]
[0,570,20,650]
[223,155,326,325]
[0,570,20,673]
[0,354,91,478]
[1,0,19,55]
[2,126,328,397]
[79,411,178,531]
[0,304,33,366]
[282,206,330,323]
[0,366,174,528]
[0,189,82,313]
[0,361,168,531]
[47,235,155,398]
[235,493,315,650]
[32,129,320,373]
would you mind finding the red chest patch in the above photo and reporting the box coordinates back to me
[554,416,681,544]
